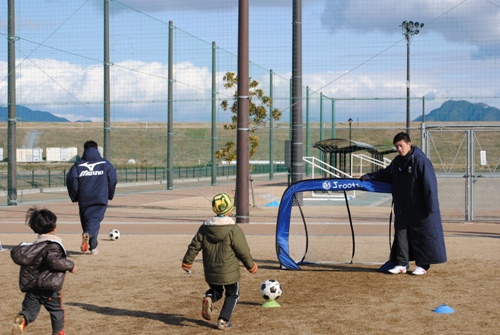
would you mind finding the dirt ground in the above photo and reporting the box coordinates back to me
[1,180,499,334]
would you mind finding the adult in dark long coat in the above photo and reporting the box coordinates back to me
[362,132,447,275]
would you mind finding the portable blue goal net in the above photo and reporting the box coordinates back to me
[275,178,393,270]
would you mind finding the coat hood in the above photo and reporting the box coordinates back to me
[202,216,236,243]
[11,240,66,266]
[34,234,67,255]
[81,147,103,161]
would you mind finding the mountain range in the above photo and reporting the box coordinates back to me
[0,105,70,122]
[414,100,500,122]
[1,100,499,122]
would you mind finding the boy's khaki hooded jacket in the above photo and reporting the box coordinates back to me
[183,216,255,285]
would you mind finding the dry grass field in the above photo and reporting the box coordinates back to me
[2,121,499,171]
[0,121,423,168]
[1,180,499,334]
[1,232,499,335]
[1,126,499,333]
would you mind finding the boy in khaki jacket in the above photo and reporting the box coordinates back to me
[182,193,258,330]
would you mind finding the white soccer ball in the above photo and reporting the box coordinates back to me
[108,229,120,241]
[260,279,282,301]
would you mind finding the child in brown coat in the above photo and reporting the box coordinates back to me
[11,207,78,335]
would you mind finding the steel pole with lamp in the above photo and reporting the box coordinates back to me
[401,20,423,137]
[348,117,353,141]
[348,117,353,175]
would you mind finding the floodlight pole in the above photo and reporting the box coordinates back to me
[269,69,274,180]
[291,0,303,185]
[236,0,250,223]
[103,0,110,159]
[401,21,424,137]
[167,21,174,190]
[7,0,17,205]
[211,41,217,185]
[348,117,353,175]
[405,35,410,136]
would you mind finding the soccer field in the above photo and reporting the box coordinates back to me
[1,232,499,334]
[1,183,499,334]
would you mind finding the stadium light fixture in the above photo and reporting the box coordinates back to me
[401,20,424,137]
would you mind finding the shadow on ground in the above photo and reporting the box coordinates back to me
[66,302,206,328]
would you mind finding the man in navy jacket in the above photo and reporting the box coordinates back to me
[361,132,447,275]
[66,140,117,255]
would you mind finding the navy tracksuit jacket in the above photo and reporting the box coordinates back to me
[66,148,117,249]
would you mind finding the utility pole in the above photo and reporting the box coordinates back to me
[401,21,424,137]
[291,0,303,184]
[7,0,17,205]
[236,0,250,223]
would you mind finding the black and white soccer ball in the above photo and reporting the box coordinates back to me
[260,279,282,301]
[108,229,120,241]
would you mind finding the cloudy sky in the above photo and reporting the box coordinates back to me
[0,0,499,122]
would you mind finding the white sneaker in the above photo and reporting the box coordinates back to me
[201,296,212,321]
[412,266,427,275]
[217,319,233,330]
[388,265,407,274]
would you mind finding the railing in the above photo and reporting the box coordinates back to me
[302,155,391,200]
[302,156,354,199]
[303,156,352,179]
[351,153,391,176]
[0,164,288,192]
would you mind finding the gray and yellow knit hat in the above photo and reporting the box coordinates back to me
[212,193,234,215]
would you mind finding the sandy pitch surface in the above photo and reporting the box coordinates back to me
[1,180,499,334]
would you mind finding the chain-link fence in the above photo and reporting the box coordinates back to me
[1,1,499,221]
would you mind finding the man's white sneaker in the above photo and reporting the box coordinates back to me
[388,265,407,274]
[412,266,427,275]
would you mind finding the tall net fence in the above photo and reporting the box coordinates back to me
[1,1,499,220]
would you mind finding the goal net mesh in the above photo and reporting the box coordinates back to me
[276,179,394,269]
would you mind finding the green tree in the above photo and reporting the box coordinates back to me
[215,72,282,163]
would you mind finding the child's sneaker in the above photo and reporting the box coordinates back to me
[217,319,233,330]
[11,314,26,335]
[81,233,90,253]
[91,248,100,255]
[201,296,212,320]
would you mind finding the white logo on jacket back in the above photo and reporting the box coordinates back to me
[78,161,106,177]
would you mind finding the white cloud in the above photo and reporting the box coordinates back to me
[320,0,500,56]
[1,51,499,123]
[1,58,238,121]
[1,0,499,123]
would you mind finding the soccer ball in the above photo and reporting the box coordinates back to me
[260,279,282,301]
[108,229,120,241]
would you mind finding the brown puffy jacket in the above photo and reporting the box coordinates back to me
[11,240,75,292]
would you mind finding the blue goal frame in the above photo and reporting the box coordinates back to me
[275,178,392,270]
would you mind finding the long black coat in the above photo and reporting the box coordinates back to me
[366,145,447,265]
